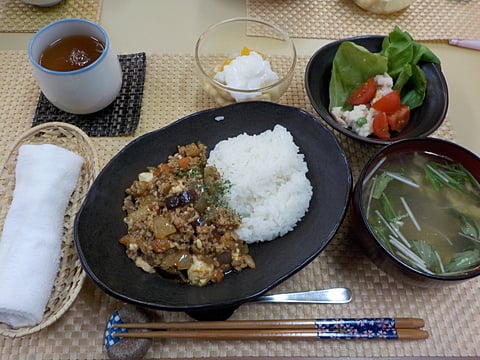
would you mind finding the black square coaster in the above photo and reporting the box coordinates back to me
[32,52,146,137]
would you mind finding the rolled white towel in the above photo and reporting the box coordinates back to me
[0,144,84,328]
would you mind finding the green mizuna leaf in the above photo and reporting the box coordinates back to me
[445,249,480,272]
[411,239,440,272]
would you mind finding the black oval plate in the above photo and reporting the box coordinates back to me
[74,101,352,313]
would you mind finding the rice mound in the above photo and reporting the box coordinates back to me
[207,125,313,243]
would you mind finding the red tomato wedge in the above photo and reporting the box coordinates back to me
[372,90,401,114]
[387,104,411,132]
[348,78,376,106]
[372,112,390,139]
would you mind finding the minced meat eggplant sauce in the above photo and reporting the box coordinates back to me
[118,142,255,287]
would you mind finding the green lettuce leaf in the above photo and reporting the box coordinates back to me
[329,26,441,111]
[397,64,427,109]
[329,41,388,110]
[381,26,441,109]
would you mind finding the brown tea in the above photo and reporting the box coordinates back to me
[39,34,105,72]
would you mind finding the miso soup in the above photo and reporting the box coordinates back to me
[362,151,480,275]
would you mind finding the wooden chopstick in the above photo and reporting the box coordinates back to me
[113,328,428,340]
[112,317,428,340]
[114,317,425,330]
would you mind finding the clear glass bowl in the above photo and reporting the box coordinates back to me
[195,18,297,106]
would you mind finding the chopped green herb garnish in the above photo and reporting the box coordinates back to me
[186,167,203,179]
[356,117,368,127]
[206,178,232,209]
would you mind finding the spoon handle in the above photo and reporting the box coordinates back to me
[254,287,352,304]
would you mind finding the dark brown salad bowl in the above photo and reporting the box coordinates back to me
[305,35,449,145]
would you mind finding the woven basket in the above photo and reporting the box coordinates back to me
[0,122,99,338]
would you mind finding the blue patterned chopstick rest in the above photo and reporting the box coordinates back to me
[104,306,152,360]
[314,317,398,339]
[105,310,128,350]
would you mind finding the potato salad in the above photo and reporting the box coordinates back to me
[331,73,394,137]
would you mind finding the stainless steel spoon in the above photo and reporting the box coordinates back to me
[252,287,352,304]
[185,288,352,321]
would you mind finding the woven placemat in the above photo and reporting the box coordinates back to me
[247,0,480,40]
[32,52,146,137]
[0,0,102,33]
[0,50,479,359]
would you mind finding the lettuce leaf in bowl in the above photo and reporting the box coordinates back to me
[381,26,441,109]
[329,41,387,110]
[329,27,441,111]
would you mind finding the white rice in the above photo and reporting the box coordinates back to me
[207,125,313,243]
